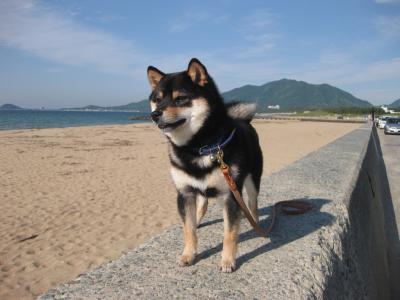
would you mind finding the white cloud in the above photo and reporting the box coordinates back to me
[318,51,353,66]
[242,10,275,28]
[85,12,127,24]
[168,11,228,33]
[0,0,143,73]
[374,15,400,38]
[235,36,277,59]
[238,43,275,57]
[290,53,400,86]
[348,57,400,83]
[375,0,400,4]
[213,15,230,24]
[234,11,279,59]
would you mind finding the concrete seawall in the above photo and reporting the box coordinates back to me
[40,124,398,299]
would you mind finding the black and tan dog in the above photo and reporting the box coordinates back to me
[146,58,263,272]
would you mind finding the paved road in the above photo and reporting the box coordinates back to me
[377,127,400,298]
[377,128,400,235]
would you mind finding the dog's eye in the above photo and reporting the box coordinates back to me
[154,97,162,103]
[175,96,188,104]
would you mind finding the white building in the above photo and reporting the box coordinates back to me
[268,105,280,110]
[380,105,396,114]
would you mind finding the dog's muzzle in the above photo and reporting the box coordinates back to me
[151,110,186,131]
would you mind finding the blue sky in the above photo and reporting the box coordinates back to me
[0,0,399,108]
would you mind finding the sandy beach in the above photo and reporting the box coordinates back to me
[0,120,360,299]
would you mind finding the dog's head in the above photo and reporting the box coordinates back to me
[147,58,221,146]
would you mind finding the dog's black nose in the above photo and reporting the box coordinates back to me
[151,110,162,122]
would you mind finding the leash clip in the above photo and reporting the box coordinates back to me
[216,147,227,169]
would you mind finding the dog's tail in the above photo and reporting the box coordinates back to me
[226,102,257,122]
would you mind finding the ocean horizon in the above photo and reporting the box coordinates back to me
[0,110,150,130]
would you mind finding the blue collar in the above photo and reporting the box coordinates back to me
[197,128,236,156]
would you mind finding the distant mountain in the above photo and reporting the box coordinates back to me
[222,79,372,111]
[64,100,150,112]
[109,100,150,112]
[0,103,23,110]
[389,98,400,108]
[62,79,374,112]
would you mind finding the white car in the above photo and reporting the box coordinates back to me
[378,116,390,129]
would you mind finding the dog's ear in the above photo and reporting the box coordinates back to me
[187,58,208,86]
[147,66,165,90]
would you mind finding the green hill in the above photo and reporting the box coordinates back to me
[389,98,400,108]
[0,103,23,110]
[222,79,372,111]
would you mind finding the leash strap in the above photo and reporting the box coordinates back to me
[217,150,312,237]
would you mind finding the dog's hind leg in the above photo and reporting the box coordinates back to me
[244,175,259,223]
[196,195,208,226]
[221,198,241,273]
[177,192,197,267]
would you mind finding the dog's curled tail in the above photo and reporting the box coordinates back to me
[226,102,257,122]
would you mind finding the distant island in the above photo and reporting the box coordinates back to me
[0,103,23,110]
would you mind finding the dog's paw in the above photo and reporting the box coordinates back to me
[220,259,236,273]
[177,254,195,267]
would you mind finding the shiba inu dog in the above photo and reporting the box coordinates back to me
[147,58,262,272]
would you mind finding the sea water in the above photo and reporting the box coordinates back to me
[0,110,149,130]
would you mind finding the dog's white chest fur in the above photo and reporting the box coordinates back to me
[170,162,238,198]
[170,166,227,194]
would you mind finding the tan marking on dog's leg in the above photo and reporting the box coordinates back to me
[196,195,208,226]
[178,200,197,267]
[221,207,240,273]
[244,175,259,223]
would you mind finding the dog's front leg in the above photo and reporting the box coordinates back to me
[221,198,241,273]
[177,191,197,266]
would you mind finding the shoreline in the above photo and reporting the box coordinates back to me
[0,120,151,132]
[0,110,150,131]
